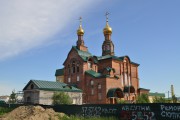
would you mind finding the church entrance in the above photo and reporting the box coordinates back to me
[107,88,124,104]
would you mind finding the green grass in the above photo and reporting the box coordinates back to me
[0,107,14,116]
[61,115,118,120]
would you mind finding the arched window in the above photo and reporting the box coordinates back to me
[77,63,80,73]
[68,65,70,74]
[88,59,93,69]
[72,61,76,73]
[90,80,94,85]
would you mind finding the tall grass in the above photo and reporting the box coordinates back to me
[0,107,14,116]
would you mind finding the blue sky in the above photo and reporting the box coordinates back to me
[0,0,180,97]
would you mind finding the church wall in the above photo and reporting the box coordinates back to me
[84,75,107,104]
[98,59,112,71]
[64,49,84,89]
[106,77,123,92]
[112,60,120,75]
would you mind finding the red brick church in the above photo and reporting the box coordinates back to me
[55,16,149,104]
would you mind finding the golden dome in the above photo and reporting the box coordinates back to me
[103,23,112,35]
[77,25,84,36]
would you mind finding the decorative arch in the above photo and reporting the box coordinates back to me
[123,56,131,63]
[107,88,124,98]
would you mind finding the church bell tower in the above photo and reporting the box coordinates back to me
[76,17,88,52]
[102,12,114,56]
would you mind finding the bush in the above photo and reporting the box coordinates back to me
[136,94,150,103]
[153,96,168,103]
[52,92,72,105]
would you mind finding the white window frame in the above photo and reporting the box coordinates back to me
[91,80,94,85]
[98,84,101,89]
[68,77,71,83]
[77,76,80,81]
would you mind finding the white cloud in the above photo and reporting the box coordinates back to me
[0,0,98,60]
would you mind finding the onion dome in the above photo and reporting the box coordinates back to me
[77,25,84,36]
[103,22,112,35]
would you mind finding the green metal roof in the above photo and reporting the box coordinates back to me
[107,88,124,98]
[55,68,64,76]
[138,88,150,91]
[72,46,92,61]
[96,55,139,66]
[23,80,82,92]
[149,92,165,97]
[85,70,104,78]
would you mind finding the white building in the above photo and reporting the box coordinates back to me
[0,96,9,103]
[23,80,82,105]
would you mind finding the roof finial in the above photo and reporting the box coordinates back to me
[77,16,84,36]
[79,16,82,26]
[105,12,109,23]
[103,12,112,35]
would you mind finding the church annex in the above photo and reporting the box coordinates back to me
[55,15,149,104]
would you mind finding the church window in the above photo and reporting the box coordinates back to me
[90,80,94,85]
[77,63,79,73]
[72,61,76,73]
[88,62,92,69]
[98,83,101,89]
[68,65,70,74]
[68,77,71,83]
[77,76,80,81]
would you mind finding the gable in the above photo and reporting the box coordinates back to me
[63,46,92,65]
[23,80,82,92]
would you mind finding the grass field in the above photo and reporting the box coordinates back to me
[0,107,14,116]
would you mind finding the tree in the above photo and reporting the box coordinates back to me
[52,92,72,105]
[172,95,177,103]
[136,94,150,103]
[9,90,17,103]
[153,96,168,103]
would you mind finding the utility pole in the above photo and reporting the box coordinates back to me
[168,91,169,102]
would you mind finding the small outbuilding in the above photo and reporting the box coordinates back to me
[23,79,82,105]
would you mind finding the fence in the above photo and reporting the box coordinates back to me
[1,103,180,120]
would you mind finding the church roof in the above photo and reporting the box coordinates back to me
[23,80,82,92]
[72,46,92,61]
[85,70,109,78]
[97,55,140,66]
[55,68,64,76]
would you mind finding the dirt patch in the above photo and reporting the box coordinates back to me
[0,106,65,120]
